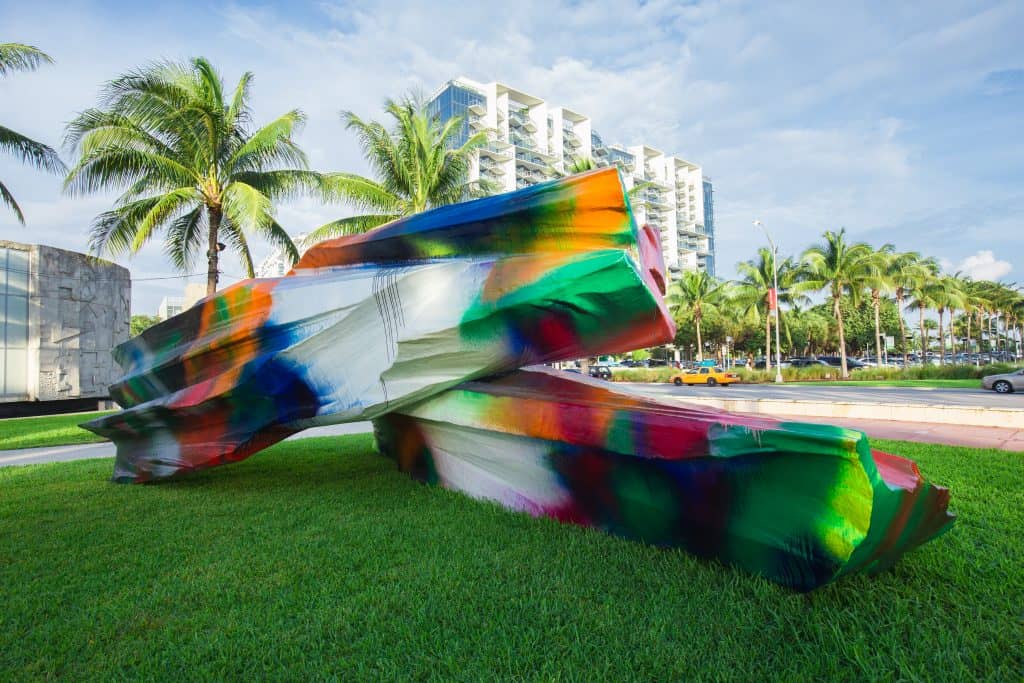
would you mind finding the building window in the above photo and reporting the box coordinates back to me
[1,247,30,398]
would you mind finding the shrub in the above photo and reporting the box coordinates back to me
[609,363,1021,384]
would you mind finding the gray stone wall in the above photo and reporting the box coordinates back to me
[1,240,130,402]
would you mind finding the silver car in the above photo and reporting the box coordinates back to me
[982,368,1024,393]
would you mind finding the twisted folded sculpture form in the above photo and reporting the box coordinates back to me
[84,167,953,591]
[373,367,955,592]
[85,169,675,482]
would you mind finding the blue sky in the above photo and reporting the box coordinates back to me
[1,0,1022,313]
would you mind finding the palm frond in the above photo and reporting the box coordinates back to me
[0,179,25,224]
[306,214,398,244]
[226,109,308,173]
[0,43,53,76]
[164,206,205,271]
[0,125,66,173]
[130,187,201,252]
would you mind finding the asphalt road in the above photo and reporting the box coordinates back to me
[619,382,1024,409]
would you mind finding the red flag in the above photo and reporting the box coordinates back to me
[767,288,777,311]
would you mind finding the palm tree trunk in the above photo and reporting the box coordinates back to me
[897,290,908,366]
[834,296,849,378]
[206,206,222,296]
[695,314,704,362]
[872,289,882,362]
[937,308,946,365]
[976,311,984,363]
[919,307,926,360]
[965,314,972,359]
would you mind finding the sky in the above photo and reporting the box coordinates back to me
[1,0,1022,314]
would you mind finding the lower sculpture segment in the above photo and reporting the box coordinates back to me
[372,367,954,592]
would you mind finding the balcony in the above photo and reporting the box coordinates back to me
[563,131,582,149]
[468,103,486,115]
[480,141,511,159]
[509,110,536,133]
[510,132,537,150]
[515,149,550,168]
[479,158,505,175]
[468,114,484,130]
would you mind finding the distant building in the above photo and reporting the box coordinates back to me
[256,233,310,279]
[157,283,204,320]
[0,240,130,413]
[157,296,184,320]
[427,77,716,275]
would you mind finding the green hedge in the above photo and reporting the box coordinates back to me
[610,363,1020,384]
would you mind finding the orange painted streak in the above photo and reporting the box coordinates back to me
[180,278,277,387]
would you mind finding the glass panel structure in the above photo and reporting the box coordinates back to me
[427,83,486,148]
[702,180,716,276]
[1,247,31,397]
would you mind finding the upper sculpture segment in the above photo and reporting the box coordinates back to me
[85,168,676,482]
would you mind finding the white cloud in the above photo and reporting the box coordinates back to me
[950,250,1013,282]
[1,0,1022,314]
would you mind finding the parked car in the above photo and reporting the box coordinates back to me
[670,367,740,386]
[981,368,1024,393]
[788,357,830,368]
[753,358,792,369]
[817,356,868,370]
[644,358,670,368]
[589,365,612,380]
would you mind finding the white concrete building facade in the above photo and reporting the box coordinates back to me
[427,77,716,275]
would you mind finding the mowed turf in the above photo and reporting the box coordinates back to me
[1,435,1020,680]
[0,411,113,450]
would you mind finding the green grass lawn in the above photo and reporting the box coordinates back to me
[1,435,1020,680]
[0,411,113,450]
[792,379,981,389]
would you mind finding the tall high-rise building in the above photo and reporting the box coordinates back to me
[427,77,715,275]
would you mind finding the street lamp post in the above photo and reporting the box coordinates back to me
[753,220,784,383]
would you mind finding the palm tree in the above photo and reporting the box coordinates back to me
[64,58,321,295]
[887,252,936,365]
[931,276,966,364]
[799,229,874,378]
[666,270,728,361]
[734,247,804,368]
[864,244,895,363]
[1,43,66,223]
[905,264,940,361]
[306,95,491,243]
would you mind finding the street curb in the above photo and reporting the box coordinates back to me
[661,395,1024,429]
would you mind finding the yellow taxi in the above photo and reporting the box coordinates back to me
[670,366,740,387]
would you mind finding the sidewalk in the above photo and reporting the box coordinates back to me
[0,422,373,468]
[775,415,1024,451]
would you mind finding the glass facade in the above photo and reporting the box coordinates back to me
[1,247,30,397]
[427,83,486,148]
[607,147,634,170]
[702,180,716,276]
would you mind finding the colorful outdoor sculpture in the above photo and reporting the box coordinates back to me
[373,367,955,592]
[84,169,675,482]
[85,166,953,591]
